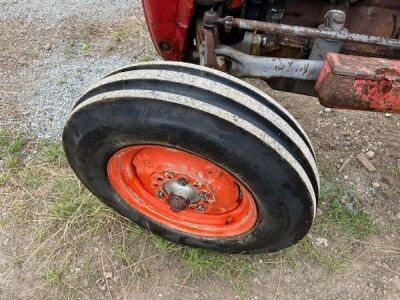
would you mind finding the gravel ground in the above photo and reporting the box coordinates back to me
[1,0,154,139]
[0,0,134,26]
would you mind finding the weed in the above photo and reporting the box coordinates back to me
[138,55,154,62]
[321,254,345,272]
[64,42,75,56]
[111,30,124,43]
[81,43,91,52]
[49,174,111,229]
[0,171,10,186]
[0,130,13,149]
[42,265,64,285]
[180,247,255,277]
[10,254,23,269]
[283,236,345,272]
[105,45,115,54]
[320,179,353,203]
[82,260,101,279]
[81,28,91,39]
[326,200,376,237]
[8,135,25,154]
[6,155,20,169]
[126,223,144,240]
[0,130,26,156]
[19,167,49,189]
[386,161,400,177]
[282,236,314,269]
[57,78,66,86]
[149,234,176,251]
[0,130,26,170]
[112,245,137,266]
[39,142,65,163]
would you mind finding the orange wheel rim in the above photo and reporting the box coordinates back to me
[107,145,257,237]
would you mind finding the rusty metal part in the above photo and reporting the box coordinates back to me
[316,53,400,114]
[309,10,347,60]
[227,17,400,49]
[224,15,234,33]
[266,0,400,58]
[366,0,400,10]
[216,45,324,80]
[202,28,220,68]
[233,32,262,55]
[198,11,223,70]
[168,193,190,213]
[203,9,222,29]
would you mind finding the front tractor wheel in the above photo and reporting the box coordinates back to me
[63,62,319,253]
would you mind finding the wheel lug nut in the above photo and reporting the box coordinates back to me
[196,205,206,213]
[156,191,164,198]
[177,177,188,186]
[199,192,208,201]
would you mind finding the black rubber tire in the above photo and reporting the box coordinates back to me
[79,61,316,161]
[63,62,319,254]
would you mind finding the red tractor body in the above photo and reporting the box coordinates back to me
[142,0,400,113]
[142,0,194,60]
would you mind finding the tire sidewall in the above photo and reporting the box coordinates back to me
[63,98,314,253]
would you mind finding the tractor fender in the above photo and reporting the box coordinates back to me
[142,0,194,61]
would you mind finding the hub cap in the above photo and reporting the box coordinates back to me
[107,145,257,237]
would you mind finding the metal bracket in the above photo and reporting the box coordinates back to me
[216,45,324,80]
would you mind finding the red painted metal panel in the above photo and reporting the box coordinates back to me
[142,0,194,61]
[316,53,400,114]
[230,0,243,9]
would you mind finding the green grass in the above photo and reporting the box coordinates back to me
[326,200,376,237]
[0,130,26,155]
[63,42,75,57]
[0,171,10,186]
[81,43,91,52]
[126,223,145,240]
[10,255,23,269]
[57,78,66,86]
[180,247,255,277]
[39,142,65,163]
[0,130,26,171]
[138,54,154,62]
[150,234,176,251]
[42,265,64,285]
[111,29,125,43]
[386,162,400,177]
[112,244,137,266]
[282,236,346,272]
[318,171,376,237]
[321,254,345,272]
[49,174,112,229]
[320,178,353,202]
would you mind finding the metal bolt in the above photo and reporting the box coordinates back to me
[177,177,188,186]
[199,192,208,201]
[261,36,268,47]
[156,191,164,199]
[159,42,171,51]
[168,193,190,213]
[196,205,206,213]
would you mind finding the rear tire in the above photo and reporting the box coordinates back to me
[63,62,319,253]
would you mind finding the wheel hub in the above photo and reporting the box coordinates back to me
[107,145,258,237]
[163,179,205,212]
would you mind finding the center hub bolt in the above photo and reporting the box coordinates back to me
[168,193,190,213]
[177,177,188,186]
